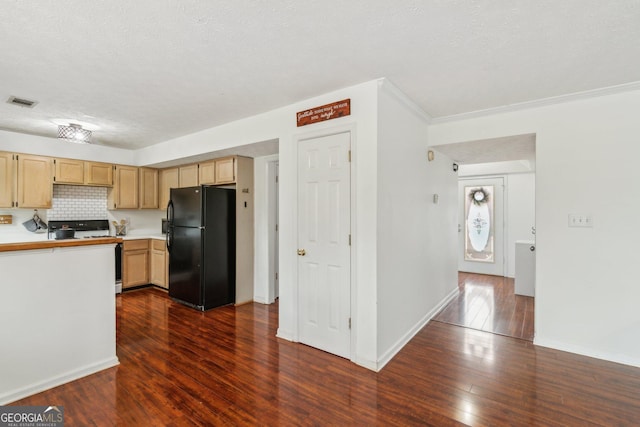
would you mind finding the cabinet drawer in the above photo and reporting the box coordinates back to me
[123,239,149,251]
[151,239,166,251]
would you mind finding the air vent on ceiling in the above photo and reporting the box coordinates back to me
[7,96,38,108]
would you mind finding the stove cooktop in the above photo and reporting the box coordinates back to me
[48,220,111,240]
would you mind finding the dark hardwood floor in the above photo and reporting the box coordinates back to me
[12,287,640,425]
[434,272,535,341]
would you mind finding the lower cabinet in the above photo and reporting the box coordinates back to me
[122,238,168,290]
[150,239,168,289]
[122,239,149,289]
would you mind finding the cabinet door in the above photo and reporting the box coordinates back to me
[123,250,149,288]
[139,168,159,209]
[150,245,167,289]
[159,167,179,211]
[85,162,113,186]
[17,154,53,208]
[54,158,84,184]
[179,164,198,187]
[123,240,149,288]
[0,152,14,208]
[215,157,236,184]
[198,160,216,185]
[110,165,138,209]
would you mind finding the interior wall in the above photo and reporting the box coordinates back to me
[0,129,135,165]
[253,153,279,304]
[376,81,458,368]
[505,173,535,277]
[136,80,382,368]
[428,89,640,367]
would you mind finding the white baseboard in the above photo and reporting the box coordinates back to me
[252,295,270,304]
[375,287,459,371]
[534,337,640,369]
[353,356,378,371]
[276,328,295,342]
[0,357,119,405]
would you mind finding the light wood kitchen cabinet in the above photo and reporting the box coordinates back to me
[17,154,53,208]
[215,157,236,184]
[0,152,15,208]
[139,167,159,209]
[122,239,149,289]
[159,167,179,211]
[54,159,114,187]
[150,239,168,289]
[108,165,138,209]
[179,164,198,187]
[54,158,84,184]
[198,160,216,185]
[84,161,113,186]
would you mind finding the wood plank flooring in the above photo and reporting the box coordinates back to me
[434,272,535,341]
[12,287,640,425]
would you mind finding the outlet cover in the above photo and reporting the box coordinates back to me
[568,214,593,227]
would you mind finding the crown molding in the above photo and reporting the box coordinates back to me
[378,78,433,123]
[430,81,640,124]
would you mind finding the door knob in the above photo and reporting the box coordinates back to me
[297,249,306,256]
[530,246,535,252]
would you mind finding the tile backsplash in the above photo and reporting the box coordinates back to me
[48,185,108,220]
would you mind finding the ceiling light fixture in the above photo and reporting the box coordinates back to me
[58,123,91,143]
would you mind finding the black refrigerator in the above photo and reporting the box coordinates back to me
[166,186,236,311]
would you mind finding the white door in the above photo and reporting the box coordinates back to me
[298,131,351,359]
[458,177,505,276]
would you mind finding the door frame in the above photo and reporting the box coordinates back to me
[291,123,357,362]
[458,175,508,277]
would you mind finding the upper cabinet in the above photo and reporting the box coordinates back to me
[139,168,159,209]
[108,165,139,209]
[1,152,54,208]
[0,152,15,208]
[53,159,113,187]
[198,160,216,185]
[159,167,179,211]
[17,154,54,208]
[85,162,113,186]
[158,156,241,211]
[215,157,236,184]
[109,166,158,210]
[198,157,236,185]
[54,158,84,184]
[178,164,198,187]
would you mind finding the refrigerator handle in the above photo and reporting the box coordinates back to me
[166,228,172,253]
[167,199,174,224]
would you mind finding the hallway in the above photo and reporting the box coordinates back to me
[433,272,535,341]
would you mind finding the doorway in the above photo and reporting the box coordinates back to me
[433,272,534,341]
[431,133,536,341]
[458,177,505,276]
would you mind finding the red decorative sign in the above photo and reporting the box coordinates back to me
[296,99,351,127]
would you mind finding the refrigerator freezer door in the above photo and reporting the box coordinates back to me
[170,187,202,227]
[169,226,203,308]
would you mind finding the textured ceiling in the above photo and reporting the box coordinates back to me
[1,1,640,150]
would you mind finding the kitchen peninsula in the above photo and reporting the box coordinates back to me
[0,237,120,404]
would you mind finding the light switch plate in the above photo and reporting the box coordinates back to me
[568,214,593,227]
